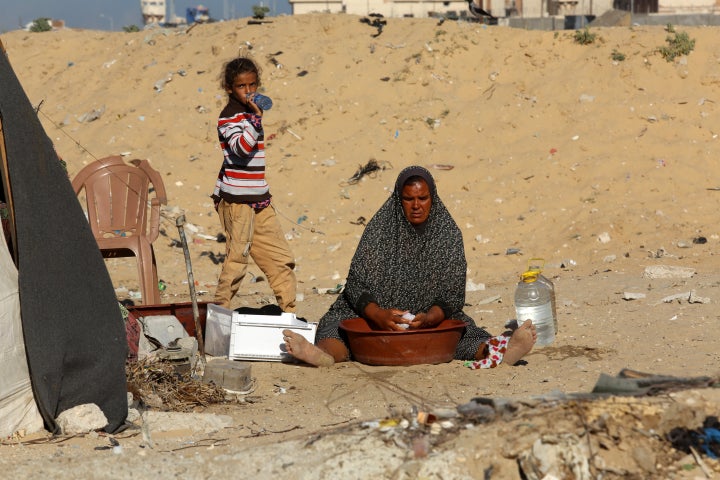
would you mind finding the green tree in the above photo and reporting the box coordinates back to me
[252,5,270,19]
[29,18,52,32]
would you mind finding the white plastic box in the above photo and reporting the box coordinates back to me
[229,311,317,362]
[205,304,233,357]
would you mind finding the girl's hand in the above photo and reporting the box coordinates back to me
[245,94,263,116]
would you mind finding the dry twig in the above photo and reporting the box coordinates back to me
[342,159,391,186]
[126,359,226,412]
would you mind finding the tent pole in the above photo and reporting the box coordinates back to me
[0,39,18,265]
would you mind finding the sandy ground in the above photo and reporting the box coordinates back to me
[3,14,720,479]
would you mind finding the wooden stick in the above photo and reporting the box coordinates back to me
[175,215,205,364]
[0,40,18,264]
[0,122,17,265]
[689,445,713,479]
[286,128,302,140]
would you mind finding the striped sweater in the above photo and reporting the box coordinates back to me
[212,95,271,204]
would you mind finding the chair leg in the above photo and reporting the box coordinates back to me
[137,244,160,305]
[149,248,160,304]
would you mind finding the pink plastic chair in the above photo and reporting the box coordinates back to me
[72,156,167,305]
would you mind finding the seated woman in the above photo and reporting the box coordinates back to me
[284,165,536,367]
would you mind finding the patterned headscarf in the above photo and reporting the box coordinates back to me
[394,165,437,200]
[340,165,467,318]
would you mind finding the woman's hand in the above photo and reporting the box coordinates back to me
[363,303,409,331]
[408,306,445,330]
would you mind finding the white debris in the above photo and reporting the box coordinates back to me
[597,232,611,244]
[518,433,591,480]
[623,292,646,300]
[689,291,711,304]
[643,265,696,279]
[659,290,710,304]
[477,295,502,305]
[474,234,490,244]
[465,280,485,292]
[661,292,692,303]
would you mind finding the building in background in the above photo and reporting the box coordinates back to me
[141,0,167,24]
[288,0,720,25]
[289,0,471,18]
[287,0,610,18]
[141,0,201,26]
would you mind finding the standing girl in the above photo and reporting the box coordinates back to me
[211,57,297,312]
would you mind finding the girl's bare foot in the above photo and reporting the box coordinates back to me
[502,319,537,366]
[282,330,335,367]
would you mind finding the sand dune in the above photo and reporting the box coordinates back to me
[3,15,720,478]
[4,16,719,305]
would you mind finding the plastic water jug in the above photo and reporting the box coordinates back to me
[514,270,555,346]
[528,258,558,334]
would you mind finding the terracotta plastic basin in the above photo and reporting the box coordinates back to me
[339,317,466,366]
[128,301,209,338]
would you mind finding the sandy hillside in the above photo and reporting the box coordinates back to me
[2,14,720,479]
[3,15,720,302]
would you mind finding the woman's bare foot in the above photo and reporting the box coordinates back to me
[502,319,537,366]
[282,330,335,367]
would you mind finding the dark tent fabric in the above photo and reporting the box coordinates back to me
[0,50,127,432]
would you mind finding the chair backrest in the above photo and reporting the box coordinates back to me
[71,156,167,242]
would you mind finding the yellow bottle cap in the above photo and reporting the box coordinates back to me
[521,271,538,283]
